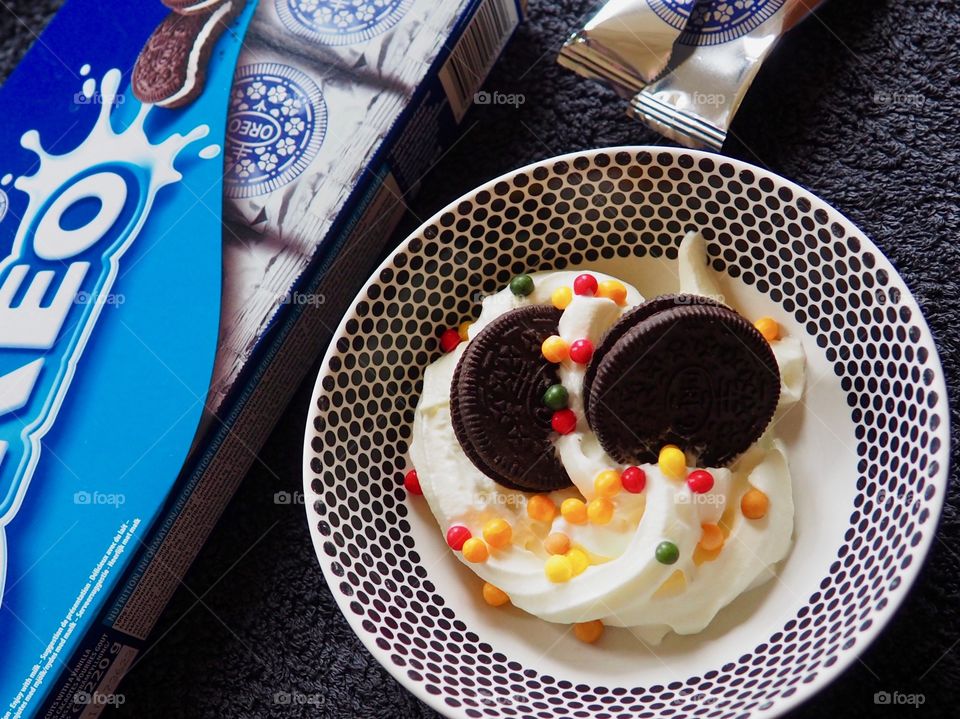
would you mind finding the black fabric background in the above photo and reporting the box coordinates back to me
[1,1,958,717]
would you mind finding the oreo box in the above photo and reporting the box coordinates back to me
[0,0,522,717]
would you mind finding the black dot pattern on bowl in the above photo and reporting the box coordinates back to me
[306,149,946,718]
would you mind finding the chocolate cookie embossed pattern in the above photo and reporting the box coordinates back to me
[303,147,949,719]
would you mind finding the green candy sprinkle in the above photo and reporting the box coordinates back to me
[655,541,679,565]
[509,274,534,297]
[543,384,569,410]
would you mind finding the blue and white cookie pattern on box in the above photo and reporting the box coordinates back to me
[225,63,328,199]
[275,0,413,46]
[650,0,786,46]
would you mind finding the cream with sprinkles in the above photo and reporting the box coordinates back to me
[409,231,806,644]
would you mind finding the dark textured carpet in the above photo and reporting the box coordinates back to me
[1,0,958,717]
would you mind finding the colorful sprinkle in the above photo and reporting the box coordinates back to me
[566,547,589,575]
[457,321,473,341]
[587,497,614,525]
[593,469,622,498]
[560,498,588,525]
[621,466,646,493]
[658,445,686,479]
[573,620,604,643]
[741,488,770,519]
[568,338,594,364]
[754,316,780,342]
[482,583,510,607]
[541,335,569,363]
[543,383,569,410]
[510,274,535,296]
[551,286,573,310]
[440,328,461,352]
[544,532,571,556]
[655,540,680,565]
[573,273,598,297]
[482,518,513,548]
[551,409,578,435]
[446,525,471,551]
[545,555,574,583]
[699,523,724,552]
[686,469,714,494]
[596,279,627,305]
[403,469,422,495]
[462,537,489,563]
[527,495,557,523]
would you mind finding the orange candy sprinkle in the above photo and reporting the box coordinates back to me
[482,583,510,607]
[741,488,770,519]
[573,620,605,643]
[699,523,725,552]
[527,495,557,523]
[462,538,489,562]
[544,533,571,555]
[560,498,588,525]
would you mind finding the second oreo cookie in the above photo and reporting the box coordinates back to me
[451,305,573,493]
[585,301,780,467]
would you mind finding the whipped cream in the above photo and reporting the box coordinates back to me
[410,232,805,643]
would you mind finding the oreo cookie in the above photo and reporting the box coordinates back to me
[451,305,573,493]
[163,0,229,14]
[585,301,779,467]
[133,3,239,109]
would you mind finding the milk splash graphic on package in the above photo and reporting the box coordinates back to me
[0,67,219,606]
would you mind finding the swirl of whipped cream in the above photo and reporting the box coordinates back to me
[410,232,805,643]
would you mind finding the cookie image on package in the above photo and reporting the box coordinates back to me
[133,2,239,109]
[451,305,573,493]
[585,299,780,467]
[163,0,230,14]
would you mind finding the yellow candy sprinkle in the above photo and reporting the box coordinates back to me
[462,538,489,563]
[699,523,725,552]
[587,497,614,525]
[741,488,770,519]
[527,495,557,523]
[596,280,627,306]
[653,569,687,598]
[551,286,573,310]
[658,444,686,479]
[573,620,604,643]
[541,335,569,363]
[754,316,780,342]
[482,518,513,549]
[560,498,588,525]
[544,532,571,555]
[593,469,622,498]
[482,582,510,607]
[545,555,574,583]
[566,547,589,576]
[458,321,473,341]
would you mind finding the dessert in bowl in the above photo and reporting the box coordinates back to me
[303,148,948,718]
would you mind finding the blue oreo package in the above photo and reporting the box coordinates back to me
[0,1,256,716]
[0,0,522,715]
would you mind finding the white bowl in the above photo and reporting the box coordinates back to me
[303,147,949,719]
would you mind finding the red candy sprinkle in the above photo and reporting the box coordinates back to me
[621,466,647,493]
[551,409,578,435]
[573,274,598,297]
[404,469,422,495]
[446,525,472,550]
[440,328,462,352]
[687,470,714,494]
[568,339,594,364]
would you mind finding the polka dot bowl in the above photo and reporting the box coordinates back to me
[302,147,949,718]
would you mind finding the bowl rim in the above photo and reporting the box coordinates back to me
[302,145,951,719]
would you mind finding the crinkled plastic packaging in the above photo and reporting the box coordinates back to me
[560,0,823,150]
